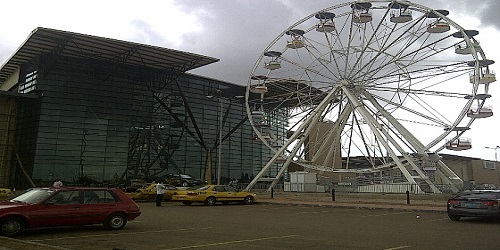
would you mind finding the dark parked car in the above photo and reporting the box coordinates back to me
[447,190,500,221]
[165,174,206,187]
[0,187,141,237]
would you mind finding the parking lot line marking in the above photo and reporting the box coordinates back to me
[0,236,73,250]
[162,234,298,249]
[384,246,411,250]
[361,211,411,217]
[30,227,213,241]
[426,218,448,222]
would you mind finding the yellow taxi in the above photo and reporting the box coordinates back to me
[125,183,177,202]
[171,185,257,205]
[0,188,13,198]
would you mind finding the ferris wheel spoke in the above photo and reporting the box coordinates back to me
[278,56,340,82]
[351,15,428,80]
[361,32,454,82]
[368,91,462,133]
[346,7,393,78]
[352,17,433,81]
[363,92,435,153]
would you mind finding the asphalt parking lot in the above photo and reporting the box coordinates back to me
[3,201,500,250]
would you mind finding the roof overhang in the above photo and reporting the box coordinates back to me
[0,27,220,86]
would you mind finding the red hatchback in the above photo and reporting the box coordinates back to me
[0,187,141,237]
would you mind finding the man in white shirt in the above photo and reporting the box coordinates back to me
[155,181,166,207]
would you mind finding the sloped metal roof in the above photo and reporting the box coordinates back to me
[0,27,219,86]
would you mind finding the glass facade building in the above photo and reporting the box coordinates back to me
[0,28,275,189]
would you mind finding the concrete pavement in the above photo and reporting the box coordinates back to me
[0,191,449,249]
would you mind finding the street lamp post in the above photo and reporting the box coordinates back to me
[217,96,223,185]
[207,90,224,185]
[485,146,500,188]
[207,91,244,185]
[485,146,500,162]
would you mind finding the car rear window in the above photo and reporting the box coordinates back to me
[455,191,500,199]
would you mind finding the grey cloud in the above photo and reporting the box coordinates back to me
[130,19,170,46]
[170,0,500,85]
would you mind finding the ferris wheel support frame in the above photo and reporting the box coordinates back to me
[340,86,419,182]
[244,86,342,191]
[311,103,353,166]
[363,92,460,192]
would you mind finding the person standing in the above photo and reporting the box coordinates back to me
[53,179,63,188]
[155,181,166,207]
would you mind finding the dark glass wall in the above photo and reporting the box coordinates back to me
[17,55,272,186]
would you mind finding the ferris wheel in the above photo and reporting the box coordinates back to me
[244,0,496,192]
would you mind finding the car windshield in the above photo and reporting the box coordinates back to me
[11,189,56,204]
[179,174,192,179]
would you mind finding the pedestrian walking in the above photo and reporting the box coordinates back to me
[155,181,166,207]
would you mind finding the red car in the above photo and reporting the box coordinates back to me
[0,187,141,237]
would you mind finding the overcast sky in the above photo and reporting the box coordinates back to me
[1,0,499,160]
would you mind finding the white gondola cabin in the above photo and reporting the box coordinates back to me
[316,22,335,32]
[351,2,372,23]
[445,137,472,151]
[353,13,372,23]
[452,30,480,55]
[455,42,480,55]
[427,22,450,33]
[315,12,336,33]
[469,69,496,84]
[286,29,305,49]
[390,11,412,23]
[287,40,304,49]
[389,2,412,23]
[264,61,281,70]
[250,75,269,94]
[467,106,493,118]
[263,51,282,70]
[250,84,268,94]
[426,10,450,33]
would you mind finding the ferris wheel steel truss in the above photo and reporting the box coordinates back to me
[244,0,496,193]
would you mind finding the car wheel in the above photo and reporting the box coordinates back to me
[205,196,217,206]
[0,217,25,237]
[243,196,254,205]
[146,195,155,202]
[448,214,461,221]
[182,201,192,205]
[104,213,128,230]
[181,181,189,187]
